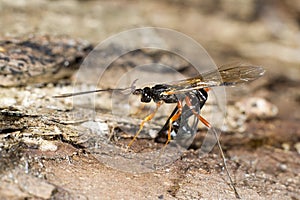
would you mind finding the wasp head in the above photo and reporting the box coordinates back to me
[133,87,152,103]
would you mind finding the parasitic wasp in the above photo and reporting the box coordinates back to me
[54,63,265,198]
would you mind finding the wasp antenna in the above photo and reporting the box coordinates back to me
[127,79,138,93]
[52,88,129,98]
[131,79,138,90]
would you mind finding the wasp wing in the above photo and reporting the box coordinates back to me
[166,63,265,94]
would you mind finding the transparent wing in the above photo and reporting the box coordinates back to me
[167,63,265,93]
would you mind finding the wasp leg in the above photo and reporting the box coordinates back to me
[155,101,183,167]
[204,87,210,92]
[184,96,211,128]
[166,100,183,145]
[184,96,241,199]
[127,101,163,150]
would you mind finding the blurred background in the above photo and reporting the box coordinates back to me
[1,0,300,119]
[0,0,300,144]
[0,0,299,199]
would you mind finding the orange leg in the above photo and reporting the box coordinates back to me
[185,96,211,128]
[127,101,163,150]
[204,87,210,92]
[155,101,183,166]
[165,101,183,145]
